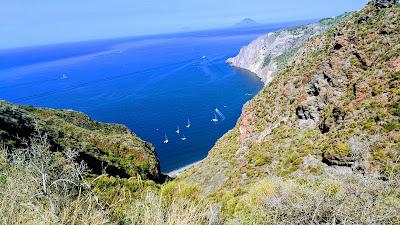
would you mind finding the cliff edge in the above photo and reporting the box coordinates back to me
[182,0,399,207]
[0,101,163,182]
[227,13,352,84]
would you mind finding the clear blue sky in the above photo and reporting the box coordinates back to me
[0,0,368,49]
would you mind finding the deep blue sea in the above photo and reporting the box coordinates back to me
[0,22,310,172]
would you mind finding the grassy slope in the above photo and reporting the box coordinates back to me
[0,101,162,181]
[273,12,354,73]
[171,3,400,222]
[181,2,399,195]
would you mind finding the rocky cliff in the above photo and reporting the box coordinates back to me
[0,101,163,181]
[227,13,352,84]
[182,0,399,197]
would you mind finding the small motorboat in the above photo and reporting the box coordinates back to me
[186,119,191,128]
[181,134,187,141]
[163,134,169,144]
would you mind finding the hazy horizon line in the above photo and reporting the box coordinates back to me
[0,17,322,51]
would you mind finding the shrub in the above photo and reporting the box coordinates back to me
[0,131,111,225]
[123,191,220,225]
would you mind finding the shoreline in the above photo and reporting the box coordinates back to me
[165,161,201,178]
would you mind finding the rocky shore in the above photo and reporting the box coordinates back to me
[227,13,351,84]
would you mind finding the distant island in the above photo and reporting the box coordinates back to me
[233,18,261,28]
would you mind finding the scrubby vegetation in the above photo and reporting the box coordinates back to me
[319,12,354,26]
[0,101,162,181]
[278,13,353,72]
[1,1,399,224]
[4,134,397,224]
[0,131,111,224]
[180,0,400,223]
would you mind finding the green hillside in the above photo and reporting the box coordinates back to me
[0,101,162,181]
[178,1,400,223]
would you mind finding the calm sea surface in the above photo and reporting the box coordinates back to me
[0,22,308,172]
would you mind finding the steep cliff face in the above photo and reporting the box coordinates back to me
[227,14,351,84]
[0,101,163,181]
[181,1,399,194]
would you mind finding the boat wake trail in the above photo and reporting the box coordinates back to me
[215,108,225,121]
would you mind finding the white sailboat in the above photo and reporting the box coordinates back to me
[163,134,169,144]
[211,112,219,122]
[176,126,180,134]
[186,119,191,128]
[180,134,187,141]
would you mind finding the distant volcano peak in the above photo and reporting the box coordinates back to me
[234,18,261,28]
